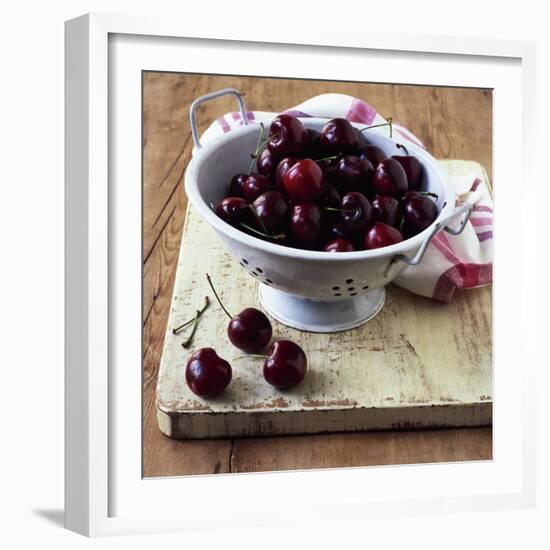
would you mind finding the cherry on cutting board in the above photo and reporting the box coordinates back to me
[371,195,402,228]
[320,118,360,155]
[242,174,274,203]
[268,114,308,157]
[283,158,324,202]
[263,340,307,390]
[373,158,408,197]
[364,222,404,249]
[215,197,251,228]
[207,274,272,353]
[323,238,354,252]
[393,144,423,191]
[290,203,322,248]
[252,191,289,233]
[185,347,232,398]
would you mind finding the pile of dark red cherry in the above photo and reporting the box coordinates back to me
[215,114,439,252]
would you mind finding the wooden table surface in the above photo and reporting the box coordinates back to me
[143,73,493,477]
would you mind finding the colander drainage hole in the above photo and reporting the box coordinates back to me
[242,258,249,265]
[334,293,342,297]
[350,293,357,296]
[347,287,355,292]
[256,267,263,273]
[265,279,273,285]
[362,285,369,290]
[250,271,258,277]
[346,278,354,284]
[332,286,340,291]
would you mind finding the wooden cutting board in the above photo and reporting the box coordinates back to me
[156,161,492,439]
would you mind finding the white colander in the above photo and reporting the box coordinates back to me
[184,89,472,332]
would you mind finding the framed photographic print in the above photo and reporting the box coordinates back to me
[65,13,537,537]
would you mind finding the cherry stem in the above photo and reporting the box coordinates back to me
[396,143,409,155]
[323,206,355,214]
[181,310,200,349]
[240,222,286,241]
[234,354,268,360]
[206,273,233,319]
[248,123,265,175]
[359,117,393,138]
[172,296,210,334]
[316,154,340,163]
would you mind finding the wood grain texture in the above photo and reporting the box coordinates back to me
[143,73,493,477]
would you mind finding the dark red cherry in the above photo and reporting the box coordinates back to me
[393,154,423,191]
[335,155,373,194]
[324,238,354,252]
[257,148,279,177]
[263,340,307,390]
[364,222,404,249]
[283,159,324,202]
[305,128,323,159]
[359,145,386,168]
[320,183,342,209]
[324,219,351,241]
[356,129,369,148]
[215,197,251,228]
[373,158,408,197]
[185,348,232,398]
[290,203,322,248]
[268,114,308,157]
[341,192,372,232]
[371,195,402,228]
[228,307,272,354]
[252,191,289,233]
[229,173,248,197]
[275,156,299,192]
[320,118,360,155]
[242,174,275,203]
[206,274,273,354]
[402,192,438,233]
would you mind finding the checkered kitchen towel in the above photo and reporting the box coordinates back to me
[200,93,493,302]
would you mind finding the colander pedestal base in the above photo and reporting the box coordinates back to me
[259,285,386,333]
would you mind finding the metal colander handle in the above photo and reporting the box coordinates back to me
[189,88,248,150]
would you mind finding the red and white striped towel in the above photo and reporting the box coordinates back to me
[200,93,493,302]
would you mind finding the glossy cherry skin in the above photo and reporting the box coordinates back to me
[373,158,408,197]
[257,148,279,177]
[358,145,386,168]
[341,192,372,232]
[268,114,308,157]
[364,222,404,249]
[371,195,402,228]
[290,203,322,248]
[263,340,307,390]
[320,118,360,155]
[275,156,299,192]
[393,154,423,191]
[215,197,251,228]
[229,173,248,197]
[305,128,323,159]
[323,238,354,252]
[335,155,374,194]
[320,183,342,209]
[228,308,272,354]
[283,158,324,202]
[324,219,351,241]
[252,191,289,233]
[242,174,274,203]
[402,192,438,233]
[185,348,232,398]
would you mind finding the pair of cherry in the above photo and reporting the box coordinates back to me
[185,275,307,398]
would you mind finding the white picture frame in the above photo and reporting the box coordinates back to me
[65,13,537,537]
